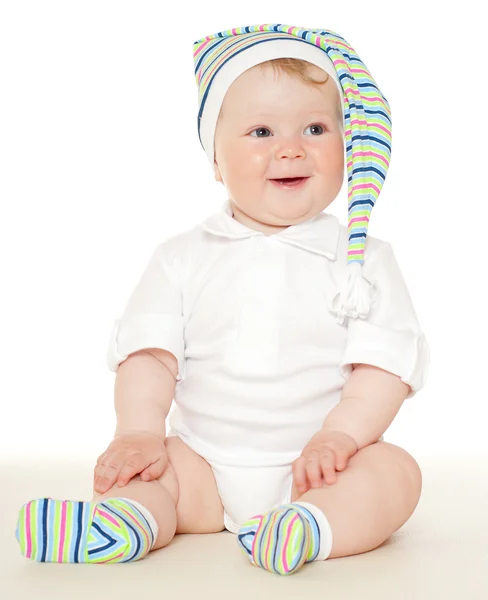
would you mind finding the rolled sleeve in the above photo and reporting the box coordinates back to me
[106,242,185,380]
[338,241,430,399]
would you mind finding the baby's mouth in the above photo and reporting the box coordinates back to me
[272,177,306,184]
[269,177,310,188]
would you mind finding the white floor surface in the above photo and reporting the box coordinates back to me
[2,456,487,599]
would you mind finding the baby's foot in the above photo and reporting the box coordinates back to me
[15,497,157,563]
[237,503,321,575]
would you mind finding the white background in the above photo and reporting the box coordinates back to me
[1,2,483,464]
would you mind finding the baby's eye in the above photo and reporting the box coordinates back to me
[249,123,327,137]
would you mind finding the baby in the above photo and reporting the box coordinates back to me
[15,25,430,576]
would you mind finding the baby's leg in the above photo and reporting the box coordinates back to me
[91,435,225,544]
[16,436,225,563]
[91,468,178,551]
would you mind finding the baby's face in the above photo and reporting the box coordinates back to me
[213,63,345,235]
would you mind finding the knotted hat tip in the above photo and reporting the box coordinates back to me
[330,262,378,325]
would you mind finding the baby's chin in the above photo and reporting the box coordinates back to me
[263,194,317,223]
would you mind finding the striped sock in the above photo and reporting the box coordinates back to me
[237,502,332,575]
[15,497,158,563]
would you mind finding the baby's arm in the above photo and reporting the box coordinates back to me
[114,348,178,439]
[321,363,411,450]
[327,241,429,450]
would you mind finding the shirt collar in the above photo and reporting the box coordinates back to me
[200,199,339,260]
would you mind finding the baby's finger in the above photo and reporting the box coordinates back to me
[334,452,349,471]
[94,453,123,493]
[305,457,323,489]
[140,454,168,482]
[117,453,148,487]
[292,456,308,494]
[318,448,337,484]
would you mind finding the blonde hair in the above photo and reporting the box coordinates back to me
[257,57,330,87]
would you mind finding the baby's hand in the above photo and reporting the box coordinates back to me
[93,431,169,494]
[292,429,358,495]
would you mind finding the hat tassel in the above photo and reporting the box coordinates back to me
[331,262,378,325]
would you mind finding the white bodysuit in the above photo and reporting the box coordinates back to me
[106,199,430,533]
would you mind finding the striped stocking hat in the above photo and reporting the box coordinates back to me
[193,24,392,323]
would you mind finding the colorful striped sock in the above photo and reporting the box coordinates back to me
[15,497,158,563]
[237,502,332,575]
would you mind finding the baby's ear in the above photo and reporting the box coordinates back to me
[214,160,222,183]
